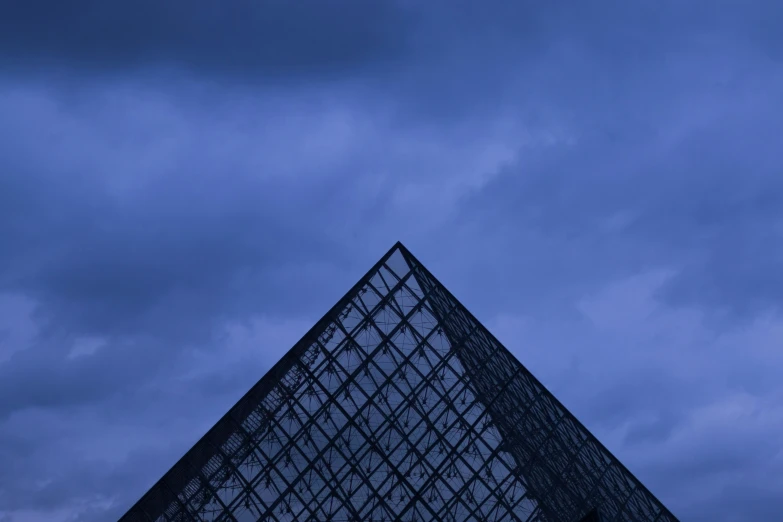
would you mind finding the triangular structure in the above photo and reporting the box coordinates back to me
[120,242,679,522]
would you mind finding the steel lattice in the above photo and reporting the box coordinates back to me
[119,243,679,522]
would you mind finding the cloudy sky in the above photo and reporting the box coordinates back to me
[1,1,782,521]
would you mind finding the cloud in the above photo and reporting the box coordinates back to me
[2,1,783,521]
[443,27,783,320]
[0,78,531,343]
[0,0,413,81]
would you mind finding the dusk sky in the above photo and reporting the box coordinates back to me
[1,1,783,521]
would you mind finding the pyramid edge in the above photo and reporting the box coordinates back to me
[119,241,407,521]
[397,244,681,522]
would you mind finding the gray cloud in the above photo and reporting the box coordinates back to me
[0,0,413,82]
[444,25,783,320]
[1,1,782,521]
[0,85,377,341]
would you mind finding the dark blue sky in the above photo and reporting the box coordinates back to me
[1,2,782,521]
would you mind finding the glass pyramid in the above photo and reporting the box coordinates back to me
[119,242,679,522]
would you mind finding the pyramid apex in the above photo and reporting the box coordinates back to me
[389,240,413,257]
[379,241,412,268]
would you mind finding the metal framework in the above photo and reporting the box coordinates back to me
[119,242,679,522]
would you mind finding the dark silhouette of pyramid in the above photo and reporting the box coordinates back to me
[120,242,679,522]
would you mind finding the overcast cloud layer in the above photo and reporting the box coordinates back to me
[1,2,782,521]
